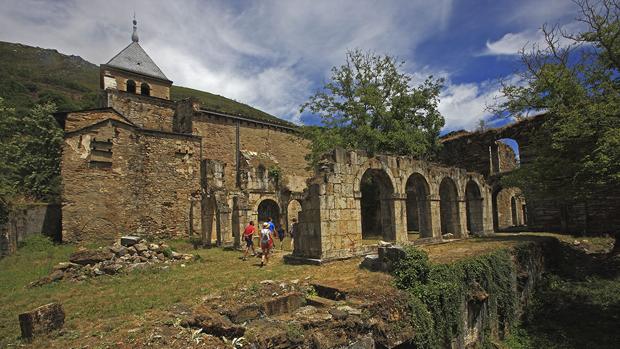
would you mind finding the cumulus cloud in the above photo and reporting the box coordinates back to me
[438,74,522,131]
[0,0,454,124]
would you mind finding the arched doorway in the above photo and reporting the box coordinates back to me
[258,199,280,225]
[287,199,302,230]
[492,187,525,230]
[465,180,484,234]
[405,173,432,240]
[511,197,518,226]
[439,177,461,236]
[360,169,395,241]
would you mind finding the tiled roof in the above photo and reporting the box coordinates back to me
[106,42,169,81]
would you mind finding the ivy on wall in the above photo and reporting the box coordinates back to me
[392,246,524,348]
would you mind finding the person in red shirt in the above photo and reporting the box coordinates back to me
[242,221,256,261]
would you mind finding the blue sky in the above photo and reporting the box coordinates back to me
[0,0,581,132]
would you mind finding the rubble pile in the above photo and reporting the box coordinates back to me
[29,236,194,287]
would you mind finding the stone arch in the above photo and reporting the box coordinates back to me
[439,177,461,236]
[126,79,136,94]
[140,82,150,96]
[492,186,524,230]
[286,199,302,230]
[465,180,484,234]
[491,138,520,174]
[257,198,280,226]
[353,158,398,194]
[405,172,432,239]
[360,168,396,241]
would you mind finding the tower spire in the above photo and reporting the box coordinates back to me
[131,13,139,43]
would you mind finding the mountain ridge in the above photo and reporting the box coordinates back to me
[0,41,293,126]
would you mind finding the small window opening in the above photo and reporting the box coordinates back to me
[126,80,136,94]
[140,82,150,96]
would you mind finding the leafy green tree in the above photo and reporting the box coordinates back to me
[0,97,62,223]
[498,0,620,251]
[301,50,445,164]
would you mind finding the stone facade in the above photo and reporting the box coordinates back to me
[60,113,202,243]
[288,149,494,263]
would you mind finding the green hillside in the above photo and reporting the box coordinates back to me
[0,41,291,125]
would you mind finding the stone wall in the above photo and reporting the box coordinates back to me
[105,90,176,132]
[0,203,61,257]
[192,112,311,193]
[289,149,494,263]
[61,116,201,243]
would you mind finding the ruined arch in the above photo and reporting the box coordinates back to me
[126,79,136,94]
[491,138,520,174]
[140,82,150,96]
[287,199,302,230]
[439,177,461,236]
[492,186,525,231]
[405,173,432,239]
[257,199,280,226]
[360,168,396,241]
[465,180,484,234]
[353,158,398,194]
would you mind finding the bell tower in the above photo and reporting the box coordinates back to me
[100,16,172,99]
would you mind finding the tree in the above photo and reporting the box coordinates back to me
[497,0,620,252]
[0,97,62,223]
[301,50,445,165]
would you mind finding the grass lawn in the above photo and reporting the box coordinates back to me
[0,232,613,348]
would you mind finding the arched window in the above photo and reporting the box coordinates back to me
[140,82,150,96]
[126,80,136,94]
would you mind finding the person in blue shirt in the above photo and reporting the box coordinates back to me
[268,217,275,233]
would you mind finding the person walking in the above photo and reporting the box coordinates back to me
[289,218,298,250]
[276,223,286,249]
[260,222,273,267]
[242,221,256,261]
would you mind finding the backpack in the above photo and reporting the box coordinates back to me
[260,229,271,243]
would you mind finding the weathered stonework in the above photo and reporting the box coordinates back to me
[289,149,494,263]
[60,114,201,243]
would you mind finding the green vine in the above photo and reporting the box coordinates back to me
[392,246,521,348]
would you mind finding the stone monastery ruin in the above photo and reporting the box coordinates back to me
[55,21,619,263]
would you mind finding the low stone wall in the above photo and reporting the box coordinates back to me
[0,203,61,257]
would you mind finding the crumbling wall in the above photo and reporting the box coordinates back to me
[0,204,61,257]
[288,149,494,263]
[192,114,311,193]
[61,118,201,243]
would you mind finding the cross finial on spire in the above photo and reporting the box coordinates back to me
[131,13,139,42]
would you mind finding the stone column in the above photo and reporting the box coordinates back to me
[429,194,442,239]
[457,197,468,238]
[483,188,494,234]
[392,193,408,243]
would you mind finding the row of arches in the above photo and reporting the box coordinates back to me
[125,80,151,96]
[359,169,487,241]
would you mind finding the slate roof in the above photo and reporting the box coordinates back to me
[106,42,170,82]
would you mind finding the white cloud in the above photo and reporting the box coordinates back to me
[0,0,454,124]
[438,75,521,131]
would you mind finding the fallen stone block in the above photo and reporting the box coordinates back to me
[120,236,140,247]
[306,295,336,308]
[225,303,262,323]
[263,292,304,316]
[18,303,65,339]
[69,249,113,266]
